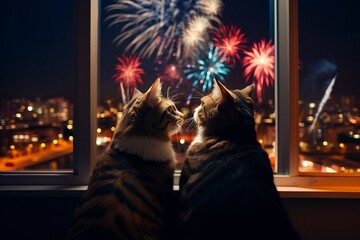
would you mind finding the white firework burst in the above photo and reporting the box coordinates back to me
[106,0,222,60]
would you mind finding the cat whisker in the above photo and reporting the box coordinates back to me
[184,118,197,133]
[167,88,179,97]
[185,117,194,123]
[193,90,205,98]
[166,87,171,100]
[169,92,184,102]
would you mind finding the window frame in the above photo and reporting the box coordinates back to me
[274,0,360,188]
[0,0,359,191]
[0,0,98,185]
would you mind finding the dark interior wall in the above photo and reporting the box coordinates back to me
[0,197,79,240]
[283,198,360,240]
[1,197,360,240]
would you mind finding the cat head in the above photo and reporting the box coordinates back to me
[113,78,184,142]
[193,78,257,143]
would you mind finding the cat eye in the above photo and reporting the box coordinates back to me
[167,105,176,113]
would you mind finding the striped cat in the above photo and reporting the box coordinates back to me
[66,78,184,240]
[179,79,300,240]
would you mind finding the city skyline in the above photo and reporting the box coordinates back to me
[1,94,359,172]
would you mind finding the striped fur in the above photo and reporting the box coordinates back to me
[66,79,184,240]
[179,79,300,240]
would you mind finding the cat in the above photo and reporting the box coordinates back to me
[66,78,184,240]
[179,78,300,240]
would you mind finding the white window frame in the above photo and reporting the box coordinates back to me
[0,0,359,197]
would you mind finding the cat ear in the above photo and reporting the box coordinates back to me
[239,84,255,104]
[241,84,255,98]
[131,88,143,100]
[212,78,234,104]
[145,78,162,106]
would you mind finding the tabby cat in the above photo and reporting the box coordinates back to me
[66,79,184,240]
[179,79,300,240]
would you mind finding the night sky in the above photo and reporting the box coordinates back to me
[1,0,360,104]
[0,0,74,98]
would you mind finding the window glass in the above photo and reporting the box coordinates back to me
[99,0,276,170]
[0,1,74,171]
[299,1,360,173]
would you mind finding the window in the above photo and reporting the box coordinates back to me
[0,1,74,172]
[0,0,359,188]
[0,0,97,185]
[298,0,360,174]
[99,0,277,170]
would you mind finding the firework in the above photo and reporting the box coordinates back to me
[183,16,212,53]
[242,39,275,103]
[212,24,247,65]
[309,75,337,133]
[202,0,222,15]
[106,0,221,60]
[158,64,181,86]
[113,55,144,101]
[185,43,229,92]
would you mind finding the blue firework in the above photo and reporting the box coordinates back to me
[106,0,221,60]
[185,43,230,92]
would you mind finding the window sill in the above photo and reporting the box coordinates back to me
[1,184,360,199]
[0,185,87,197]
[277,186,360,199]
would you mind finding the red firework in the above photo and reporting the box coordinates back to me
[113,56,144,100]
[159,64,180,86]
[212,24,247,65]
[242,39,275,103]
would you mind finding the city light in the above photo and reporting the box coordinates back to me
[0,91,359,174]
[324,167,337,173]
[309,103,316,108]
[302,160,314,167]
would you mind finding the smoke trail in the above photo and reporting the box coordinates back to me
[120,82,127,104]
[300,59,337,102]
[309,75,337,133]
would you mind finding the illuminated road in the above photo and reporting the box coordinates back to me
[0,142,73,171]
[299,153,360,173]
